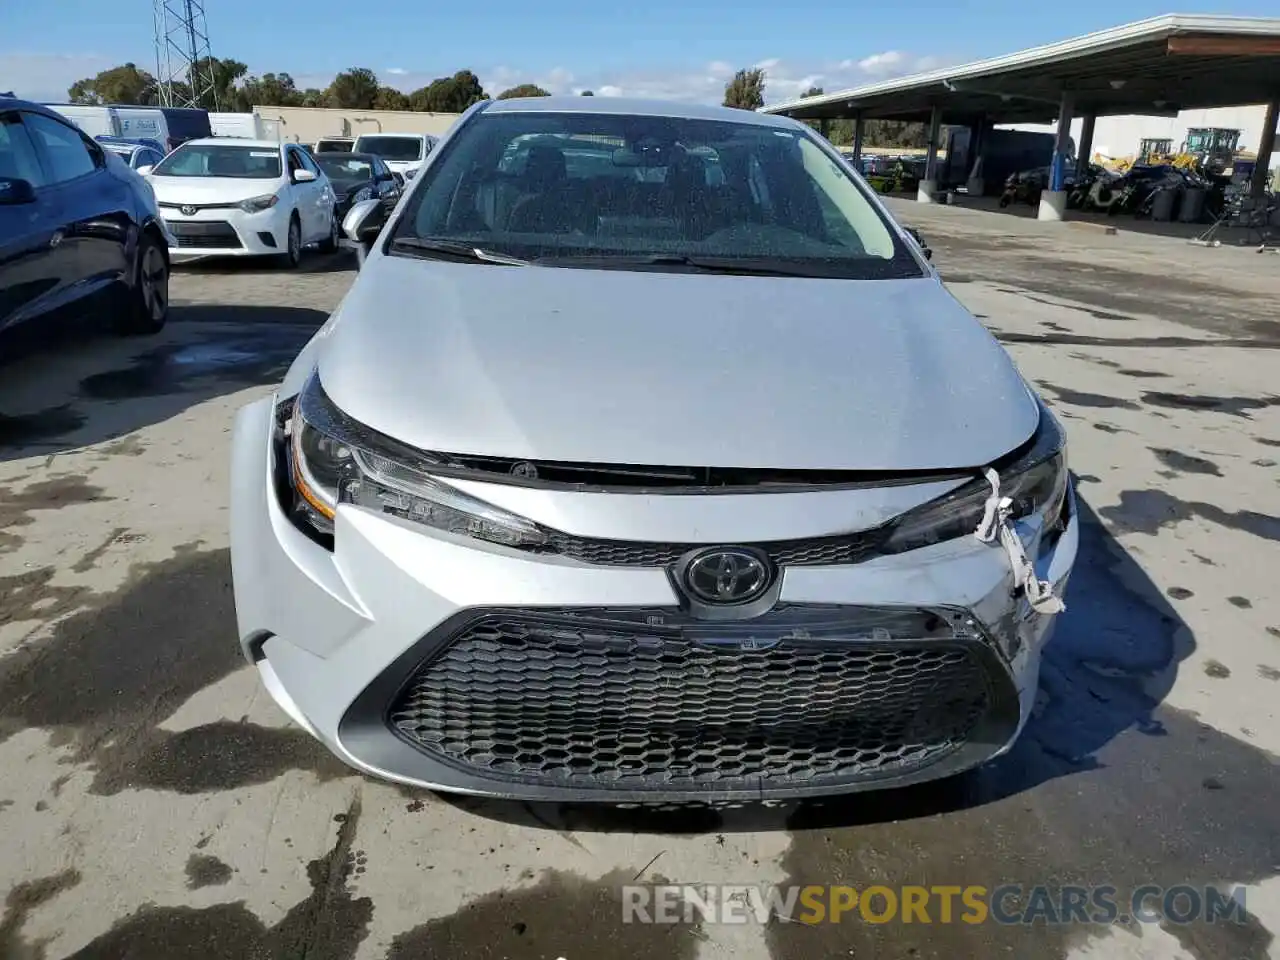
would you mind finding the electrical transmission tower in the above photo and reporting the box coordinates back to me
[152,0,219,109]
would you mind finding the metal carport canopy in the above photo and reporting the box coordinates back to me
[762,14,1280,124]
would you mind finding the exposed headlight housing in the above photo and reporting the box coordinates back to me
[883,399,1068,554]
[284,374,546,550]
[239,193,280,213]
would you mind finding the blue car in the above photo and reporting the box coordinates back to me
[1,97,174,339]
[96,135,168,171]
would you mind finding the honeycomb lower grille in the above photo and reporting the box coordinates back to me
[388,613,995,791]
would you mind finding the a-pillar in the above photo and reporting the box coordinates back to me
[1076,112,1096,179]
[918,105,943,203]
[851,114,865,163]
[1251,98,1278,199]
[1039,91,1075,221]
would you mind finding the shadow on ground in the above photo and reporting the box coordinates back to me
[0,303,324,461]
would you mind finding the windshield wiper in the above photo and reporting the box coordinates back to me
[390,237,532,266]
[535,253,823,277]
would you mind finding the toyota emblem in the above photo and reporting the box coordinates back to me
[180,204,197,216]
[684,548,772,605]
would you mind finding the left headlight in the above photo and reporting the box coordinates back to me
[239,193,279,213]
[350,185,373,203]
[284,373,547,550]
[883,397,1068,554]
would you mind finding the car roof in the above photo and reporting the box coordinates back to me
[355,131,428,139]
[179,137,284,150]
[482,96,799,130]
[315,151,377,160]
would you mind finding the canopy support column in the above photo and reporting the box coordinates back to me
[1076,112,1096,178]
[918,105,943,203]
[851,114,864,163]
[1039,91,1074,221]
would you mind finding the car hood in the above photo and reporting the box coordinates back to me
[316,257,1039,471]
[148,176,282,204]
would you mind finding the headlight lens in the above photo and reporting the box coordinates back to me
[285,374,546,549]
[883,399,1068,554]
[350,185,373,203]
[240,193,279,213]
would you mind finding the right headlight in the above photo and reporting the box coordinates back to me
[239,193,279,213]
[283,373,547,550]
[883,398,1068,554]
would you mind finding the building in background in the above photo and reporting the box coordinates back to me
[248,106,460,146]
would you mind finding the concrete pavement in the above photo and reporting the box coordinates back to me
[1,216,1277,959]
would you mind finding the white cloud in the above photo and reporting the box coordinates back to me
[0,51,118,102]
[0,48,947,110]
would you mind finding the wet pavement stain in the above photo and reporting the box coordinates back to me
[765,501,1280,960]
[1167,587,1194,600]
[383,868,701,960]
[0,547,350,793]
[1117,368,1170,378]
[1204,660,1232,679]
[1038,384,1140,410]
[0,869,82,960]
[60,796,372,960]
[991,330,1280,350]
[77,327,317,401]
[1099,490,1280,542]
[1141,392,1280,419]
[1228,596,1253,609]
[185,854,233,889]
[70,527,130,574]
[1150,448,1223,477]
[0,406,87,449]
[1093,423,1128,434]
[1258,666,1280,681]
[1257,438,1280,448]
[0,476,111,555]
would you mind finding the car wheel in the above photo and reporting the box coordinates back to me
[318,214,339,253]
[118,231,169,335]
[279,215,302,269]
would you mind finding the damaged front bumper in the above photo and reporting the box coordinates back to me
[230,394,1078,801]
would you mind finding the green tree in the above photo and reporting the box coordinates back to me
[580,89,595,96]
[496,83,550,99]
[723,68,765,110]
[197,56,249,110]
[374,86,410,110]
[299,88,326,107]
[67,62,158,105]
[326,67,380,108]
[410,70,487,112]
[240,72,302,107]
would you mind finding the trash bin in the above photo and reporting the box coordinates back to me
[1150,188,1177,222]
[1178,188,1206,223]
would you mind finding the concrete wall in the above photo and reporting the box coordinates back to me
[250,105,461,145]
[999,104,1279,170]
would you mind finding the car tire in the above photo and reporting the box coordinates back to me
[117,230,169,336]
[317,214,339,253]
[279,214,302,269]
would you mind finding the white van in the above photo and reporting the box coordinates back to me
[114,107,211,152]
[352,132,439,180]
[210,112,271,139]
[44,104,121,138]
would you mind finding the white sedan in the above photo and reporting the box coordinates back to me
[142,138,337,266]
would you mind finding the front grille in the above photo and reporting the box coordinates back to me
[169,220,241,249]
[388,610,998,792]
[546,527,890,567]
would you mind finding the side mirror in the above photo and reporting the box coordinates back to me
[293,168,318,183]
[905,226,933,261]
[0,177,37,205]
[343,198,388,247]
[136,164,154,177]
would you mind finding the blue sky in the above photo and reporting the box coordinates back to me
[5,1,1279,105]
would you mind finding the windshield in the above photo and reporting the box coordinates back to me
[355,136,423,162]
[390,112,920,279]
[316,155,373,182]
[152,143,281,178]
[316,139,352,152]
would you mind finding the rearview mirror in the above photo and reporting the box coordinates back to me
[136,164,154,177]
[342,197,388,257]
[293,168,317,183]
[0,177,36,205]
